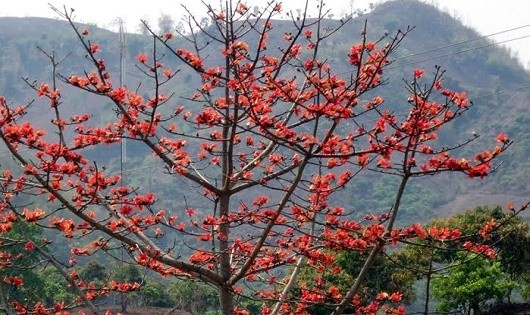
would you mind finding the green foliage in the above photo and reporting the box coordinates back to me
[140,281,175,307]
[40,268,77,305]
[395,206,530,313]
[432,253,515,314]
[168,279,219,314]
[433,206,530,280]
[0,222,82,307]
[80,260,108,283]
[0,222,46,304]
[296,250,415,314]
[112,263,143,283]
[337,251,415,303]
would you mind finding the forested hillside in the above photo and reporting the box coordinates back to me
[1,1,527,224]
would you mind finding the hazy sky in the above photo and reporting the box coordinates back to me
[2,0,530,67]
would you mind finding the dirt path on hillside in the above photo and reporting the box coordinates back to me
[436,190,529,219]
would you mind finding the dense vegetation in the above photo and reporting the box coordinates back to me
[1,1,527,221]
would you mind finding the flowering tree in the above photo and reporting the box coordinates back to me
[0,1,520,314]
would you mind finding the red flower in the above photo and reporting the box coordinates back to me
[253,196,268,206]
[377,157,391,168]
[186,208,195,216]
[236,3,248,14]
[71,247,90,255]
[163,69,172,78]
[389,292,403,302]
[304,59,315,71]
[215,11,226,21]
[24,242,35,251]
[37,83,50,97]
[136,252,149,265]
[4,276,24,287]
[89,43,100,53]
[495,133,509,144]
[413,68,424,79]
[357,154,369,167]
[136,53,148,63]
[23,208,45,222]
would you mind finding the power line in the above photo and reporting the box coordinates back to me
[471,83,530,100]
[386,34,530,70]
[333,24,530,76]
[392,24,530,62]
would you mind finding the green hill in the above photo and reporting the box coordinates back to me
[0,0,528,224]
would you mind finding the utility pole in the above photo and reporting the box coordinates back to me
[116,17,129,313]
[117,18,127,187]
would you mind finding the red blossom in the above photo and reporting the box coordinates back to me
[24,242,35,251]
[23,208,45,222]
[413,68,424,79]
[4,275,24,287]
[71,247,90,255]
[236,3,248,14]
[495,132,509,144]
[215,11,226,21]
[163,69,172,78]
[89,43,100,53]
[136,53,148,63]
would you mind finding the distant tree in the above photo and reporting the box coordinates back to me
[40,268,77,306]
[111,263,143,312]
[140,280,175,307]
[392,206,529,314]
[80,260,108,283]
[296,250,415,314]
[137,18,151,36]
[169,279,219,314]
[0,222,46,306]
[157,13,175,34]
[440,206,530,281]
[432,253,515,315]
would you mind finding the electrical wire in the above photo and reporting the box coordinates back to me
[386,34,530,70]
[331,23,530,76]
[392,24,530,62]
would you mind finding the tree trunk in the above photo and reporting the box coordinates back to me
[0,281,15,315]
[219,285,234,315]
[218,191,233,315]
[121,293,128,313]
[424,248,434,315]
[332,176,409,315]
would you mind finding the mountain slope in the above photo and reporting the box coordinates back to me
[0,0,527,222]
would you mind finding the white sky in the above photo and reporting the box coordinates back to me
[2,0,530,67]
